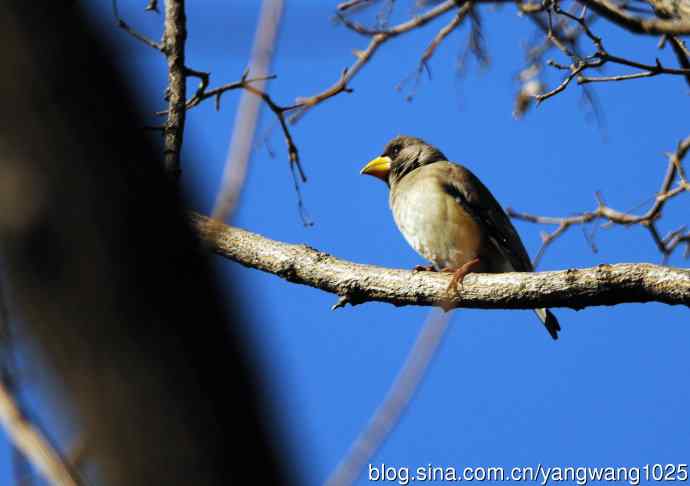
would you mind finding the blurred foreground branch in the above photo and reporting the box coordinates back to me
[0,382,82,486]
[192,214,690,310]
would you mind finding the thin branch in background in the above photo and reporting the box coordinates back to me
[325,310,452,486]
[399,2,473,101]
[514,6,605,119]
[667,35,690,86]
[337,0,379,12]
[376,0,397,28]
[175,72,277,112]
[119,0,311,223]
[152,63,311,223]
[210,0,292,223]
[467,8,490,67]
[535,0,690,102]
[290,0,463,123]
[145,0,159,13]
[508,134,690,265]
[112,0,163,51]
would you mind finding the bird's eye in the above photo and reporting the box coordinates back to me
[389,145,401,158]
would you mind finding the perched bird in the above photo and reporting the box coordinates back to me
[360,135,561,340]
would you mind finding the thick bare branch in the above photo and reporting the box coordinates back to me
[192,214,690,310]
[579,0,690,34]
[162,0,187,176]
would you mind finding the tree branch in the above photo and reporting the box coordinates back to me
[536,4,690,102]
[162,0,187,177]
[579,0,690,35]
[192,214,690,310]
[289,0,463,122]
[0,382,82,486]
[508,134,690,265]
[112,0,163,51]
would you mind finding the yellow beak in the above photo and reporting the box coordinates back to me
[360,156,392,182]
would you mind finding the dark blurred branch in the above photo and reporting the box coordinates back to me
[0,382,82,486]
[145,0,159,13]
[1,3,292,484]
[668,36,690,86]
[192,214,690,310]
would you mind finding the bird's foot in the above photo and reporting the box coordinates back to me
[412,264,436,272]
[444,257,481,294]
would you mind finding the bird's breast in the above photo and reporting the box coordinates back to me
[390,176,484,270]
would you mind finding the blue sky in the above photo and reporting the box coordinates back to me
[2,1,689,484]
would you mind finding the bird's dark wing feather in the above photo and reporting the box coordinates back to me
[439,162,534,272]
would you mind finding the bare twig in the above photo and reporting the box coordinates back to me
[154,67,309,217]
[418,4,473,78]
[536,3,690,102]
[290,0,465,122]
[145,0,159,13]
[400,2,474,100]
[667,36,690,86]
[508,135,690,264]
[337,0,378,12]
[536,60,588,102]
[175,73,277,112]
[112,0,163,51]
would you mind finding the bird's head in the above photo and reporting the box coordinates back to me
[360,135,446,187]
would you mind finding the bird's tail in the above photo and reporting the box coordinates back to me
[534,308,560,340]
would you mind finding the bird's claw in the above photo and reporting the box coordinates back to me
[444,257,481,295]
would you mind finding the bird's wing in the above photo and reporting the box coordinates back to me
[438,162,534,272]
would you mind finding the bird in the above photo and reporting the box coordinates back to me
[360,135,561,340]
